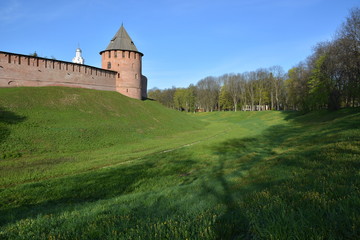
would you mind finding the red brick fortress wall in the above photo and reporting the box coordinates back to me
[0,51,117,91]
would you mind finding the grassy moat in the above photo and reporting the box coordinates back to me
[0,87,359,239]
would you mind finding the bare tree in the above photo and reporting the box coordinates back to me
[244,72,256,111]
[222,74,245,111]
[196,76,221,112]
[255,68,269,110]
[269,66,285,110]
[148,87,176,109]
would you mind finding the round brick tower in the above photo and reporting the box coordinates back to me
[100,25,147,99]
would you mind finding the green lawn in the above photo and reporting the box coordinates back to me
[0,87,359,239]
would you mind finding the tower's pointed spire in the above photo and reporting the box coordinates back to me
[105,25,138,52]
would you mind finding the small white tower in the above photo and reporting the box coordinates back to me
[72,48,85,64]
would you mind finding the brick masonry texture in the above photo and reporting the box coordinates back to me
[0,50,147,100]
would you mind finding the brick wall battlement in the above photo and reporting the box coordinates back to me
[0,51,117,92]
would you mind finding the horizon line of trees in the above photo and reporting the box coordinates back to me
[148,7,360,112]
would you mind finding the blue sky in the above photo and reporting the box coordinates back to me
[0,0,358,89]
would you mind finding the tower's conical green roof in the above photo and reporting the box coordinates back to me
[104,25,139,52]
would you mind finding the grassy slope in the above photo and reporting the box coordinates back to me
[0,87,360,239]
[0,87,207,187]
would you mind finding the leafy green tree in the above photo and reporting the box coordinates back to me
[285,66,311,111]
[173,88,186,111]
[173,85,196,112]
[219,86,233,111]
[308,55,332,110]
[186,84,197,112]
[336,7,360,107]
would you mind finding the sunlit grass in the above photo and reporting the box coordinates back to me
[0,87,359,239]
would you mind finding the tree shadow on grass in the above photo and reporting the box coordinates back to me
[200,152,252,239]
[283,108,360,124]
[0,149,197,227]
[203,111,360,239]
[0,107,26,146]
[1,110,359,238]
[202,136,290,239]
[200,109,360,239]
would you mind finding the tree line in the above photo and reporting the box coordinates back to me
[148,8,360,112]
